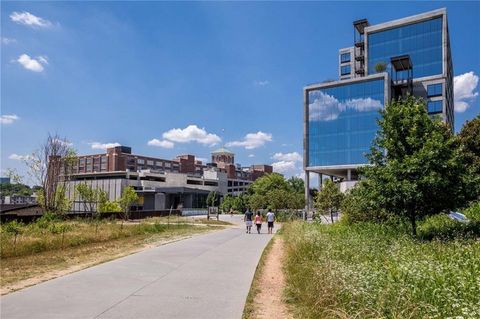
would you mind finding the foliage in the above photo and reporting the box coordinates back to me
[360,96,467,236]
[417,214,480,240]
[248,193,265,211]
[283,221,480,319]
[4,168,23,184]
[287,176,305,194]
[206,191,219,207]
[464,201,480,222]
[0,217,197,259]
[249,173,289,196]
[374,61,387,73]
[247,173,305,211]
[315,179,344,223]
[341,180,388,224]
[220,194,247,213]
[118,186,138,220]
[220,195,234,212]
[24,133,76,213]
[457,115,480,202]
[0,182,33,197]
[97,193,121,213]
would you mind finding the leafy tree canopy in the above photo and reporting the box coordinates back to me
[360,96,468,235]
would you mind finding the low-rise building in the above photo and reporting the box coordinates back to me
[64,146,272,211]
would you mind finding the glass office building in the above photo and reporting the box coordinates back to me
[307,77,386,167]
[305,8,454,206]
[367,17,443,80]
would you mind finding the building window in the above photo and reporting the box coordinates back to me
[137,159,145,164]
[427,83,442,97]
[341,52,351,63]
[164,162,171,168]
[147,160,154,165]
[341,65,351,75]
[427,100,443,114]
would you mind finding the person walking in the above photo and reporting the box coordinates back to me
[266,209,275,234]
[254,211,263,234]
[244,209,253,234]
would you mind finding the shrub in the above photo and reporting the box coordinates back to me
[464,201,480,221]
[418,214,480,240]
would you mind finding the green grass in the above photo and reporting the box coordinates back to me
[283,221,480,319]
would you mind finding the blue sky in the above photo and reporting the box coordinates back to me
[1,1,479,183]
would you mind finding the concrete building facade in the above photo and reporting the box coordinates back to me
[65,146,272,211]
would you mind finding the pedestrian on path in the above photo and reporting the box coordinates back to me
[266,210,275,234]
[244,209,253,233]
[254,212,263,234]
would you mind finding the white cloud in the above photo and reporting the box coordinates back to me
[37,56,48,65]
[254,80,270,86]
[9,153,31,161]
[90,142,121,150]
[248,154,255,158]
[226,131,273,150]
[309,91,383,121]
[272,152,302,162]
[147,139,174,149]
[271,152,303,175]
[162,125,221,146]
[272,160,297,173]
[16,54,48,72]
[454,72,479,113]
[1,37,17,45]
[0,114,20,124]
[10,11,52,28]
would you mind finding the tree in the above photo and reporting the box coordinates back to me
[220,195,234,212]
[24,133,76,214]
[287,176,305,194]
[75,184,98,215]
[4,168,23,184]
[267,189,291,211]
[0,182,33,197]
[98,191,121,213]
[249,193,265,211]
[457,115,480,202]
[206,191,219,207]
[118,186,138,221]
[250,173,290,196]
[361,96,467,236]
[314,179,344,223]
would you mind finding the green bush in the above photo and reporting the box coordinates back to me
[418,214,480,240]
[464,201,480,221]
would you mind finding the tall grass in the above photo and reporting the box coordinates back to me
[0,217,193,259]
[283,221,480,319]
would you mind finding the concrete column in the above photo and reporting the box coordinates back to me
[304,170,310,210]
[318,173,323,191]
[347,169,351,181]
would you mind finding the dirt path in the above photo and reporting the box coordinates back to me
[253,237,292,319]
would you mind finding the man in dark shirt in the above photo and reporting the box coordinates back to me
[244,209,253,234]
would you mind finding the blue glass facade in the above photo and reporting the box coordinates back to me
[341,65,351,75]
[308,78,385,167]
[368,17,443,79]
[427,83,443,97]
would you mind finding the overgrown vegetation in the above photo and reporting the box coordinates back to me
[0,213,195,259]
[339,97,478,236]
[283,221,480,319]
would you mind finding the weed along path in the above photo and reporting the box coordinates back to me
[0,215,275,319]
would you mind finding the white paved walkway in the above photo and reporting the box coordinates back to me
[0,215,275,319]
